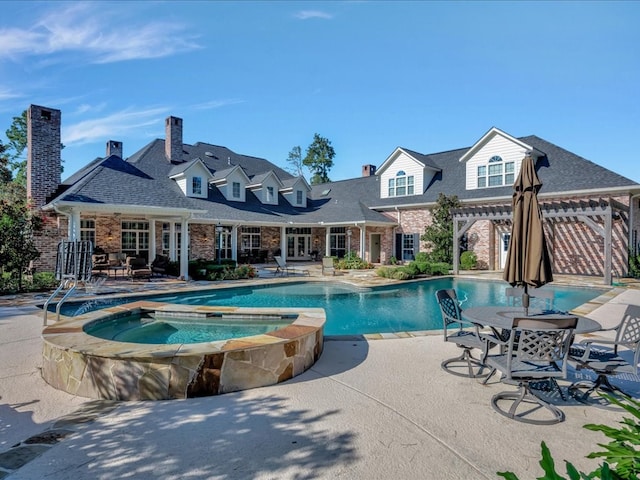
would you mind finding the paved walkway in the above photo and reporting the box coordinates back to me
[1,272,640,479]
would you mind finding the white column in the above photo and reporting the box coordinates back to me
[231,225,238,261]
[360,227,366,259]
[280,226,287,262]
[169,222,176,261]
[180,218,189,280]
[69,209,80,240]
[325,228,331,257]
[149,220,156,261]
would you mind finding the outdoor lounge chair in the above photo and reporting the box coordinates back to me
[92,253,110,273]
[126,256,152,281]
[322,257,335,276]
[485,316,577,425]
[151,255,170,276]
[273,256,309,277]
[435,289,495,378]
[569,304,640,402]
[273,256,289,276]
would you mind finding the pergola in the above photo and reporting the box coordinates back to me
[451,198,626,285]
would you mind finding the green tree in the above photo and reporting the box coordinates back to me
[5,110,27,185]
[0,185,42,291]
[303,133,335,185]
[0,112,45,291]
[286,145,303,176]
[0,141,13,184]
[420,193,461,264]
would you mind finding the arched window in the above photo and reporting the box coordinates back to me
[477,155,514,188]
[388,170,415,197]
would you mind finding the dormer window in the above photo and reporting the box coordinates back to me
[388,170,414,197]
[296,190,303,205]
[266,186,274,202]
[477,156,514,188]
[232,182,241,198]
[192,177,202,195]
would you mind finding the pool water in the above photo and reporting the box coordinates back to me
[86,313,292,344]
[67,278,606,336]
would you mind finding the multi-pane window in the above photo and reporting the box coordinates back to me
[296,190,303,205]
[241,226,261,252]
[402,234,415,261]
[232,182,241,198]
[388,171,415,197]
[162,223,182,260]
[266,186,274,202]
[477,156,515,188]
[192,177,202,195]
[80,219,95,246]
[122,221,149,260]
[329,227,346,258]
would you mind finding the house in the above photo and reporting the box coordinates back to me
[27,104,640,284]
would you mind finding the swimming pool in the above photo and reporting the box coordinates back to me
[64,278,607,336]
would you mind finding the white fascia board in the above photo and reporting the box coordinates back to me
[459,127,533,163]
[46,202,207,216]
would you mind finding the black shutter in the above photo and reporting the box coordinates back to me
[395,233,402,260]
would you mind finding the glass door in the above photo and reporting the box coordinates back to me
[287,234,311,260]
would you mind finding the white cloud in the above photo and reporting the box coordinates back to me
[191,99,245,110]
[0,87,23,101]
[63,106,170,145]
[0,3,201,64]
[294,10,334,20]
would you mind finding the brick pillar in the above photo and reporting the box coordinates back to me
[27,105,61,209]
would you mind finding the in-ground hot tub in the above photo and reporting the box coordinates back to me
[42,300,325,400]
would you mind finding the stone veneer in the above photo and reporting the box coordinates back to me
[41,302,324,401]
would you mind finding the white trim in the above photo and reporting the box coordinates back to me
[459,127,537,163]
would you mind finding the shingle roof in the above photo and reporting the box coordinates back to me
[50,133,639,226]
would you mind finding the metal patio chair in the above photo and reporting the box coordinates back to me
[485,316,577,425]
[569,304,640,402]
[436,289,494,378]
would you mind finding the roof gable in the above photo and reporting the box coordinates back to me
[459,127,542,163]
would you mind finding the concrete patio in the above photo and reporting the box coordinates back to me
[1,272,639,479]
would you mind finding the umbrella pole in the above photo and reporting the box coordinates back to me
[522,285,530,316]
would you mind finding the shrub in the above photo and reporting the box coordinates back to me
[376,265,418,280]
[376,266,395,278]
[629,249,640,278]
[206,264,256,281]
[32,272,57,290]
[336,251,373,270]
[404,262,420,277]
[415,252,429,264]
[460,251,477,270]
[389,256,398,265]
[0,271,58,293]
[430,262,451,276]
[392,269,413,280]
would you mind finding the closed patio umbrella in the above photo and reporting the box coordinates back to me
[503,154,553,314]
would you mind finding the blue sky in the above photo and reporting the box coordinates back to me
[1,1,639,183]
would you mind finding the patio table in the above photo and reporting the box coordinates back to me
[463,307,601,334]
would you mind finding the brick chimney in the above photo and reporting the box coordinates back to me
[362,164,376,176]
[165,116,183,162]
[106,140,123,157]
[27,104,62,209]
